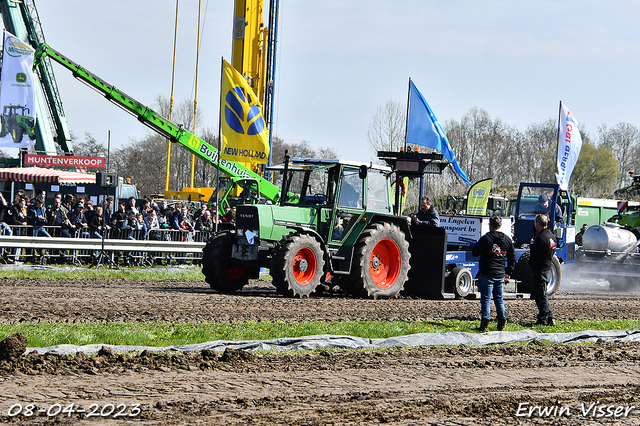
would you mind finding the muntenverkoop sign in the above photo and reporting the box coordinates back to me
[24,154,105,169]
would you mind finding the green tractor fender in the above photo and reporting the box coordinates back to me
[278,225,329,264]
[367,213,412,239]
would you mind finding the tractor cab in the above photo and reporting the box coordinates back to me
[513,182,575,262]
[270,157,394,243]
[3,105,31,118]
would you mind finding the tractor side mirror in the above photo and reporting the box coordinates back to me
[359,165,367,180]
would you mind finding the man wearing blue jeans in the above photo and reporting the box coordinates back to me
[472,215,516,332]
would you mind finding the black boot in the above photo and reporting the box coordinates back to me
[478,318,489,333]
[497,318,507,331]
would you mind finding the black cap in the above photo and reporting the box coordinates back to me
[538,194,549,203]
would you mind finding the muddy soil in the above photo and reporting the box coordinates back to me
[0,277,639,425]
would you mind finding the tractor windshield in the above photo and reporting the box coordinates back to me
[220,178,260,211]
[292,165,334,206]
[516,185,558,220]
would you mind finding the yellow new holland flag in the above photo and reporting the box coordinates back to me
[221,60,269,164]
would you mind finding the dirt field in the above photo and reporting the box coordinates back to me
[1,276,639,425]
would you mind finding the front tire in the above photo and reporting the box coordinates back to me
[202,232,253,293]
[270,233,325,298]
[350,222,410,299]
[0,117,8,138]
[11,125,23,143]
[513,252,561,298]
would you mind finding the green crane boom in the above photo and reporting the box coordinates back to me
[33,43,282,204]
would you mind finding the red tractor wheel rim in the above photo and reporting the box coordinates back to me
[369,238,401,289]
[225,264,247,280]
[225,241,247,280]
[292,246,317,285]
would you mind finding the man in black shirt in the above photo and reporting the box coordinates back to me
[0,192,12,236]
[575,224,588,246]
[47,198,72,238]
[411,197,439,227]
[113,202,128,229]
[529,214,557,326]
[472,215,516,332]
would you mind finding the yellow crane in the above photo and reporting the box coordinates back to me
[165,0,277,202]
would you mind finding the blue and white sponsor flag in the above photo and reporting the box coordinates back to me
[556,103,582,191]
[406,80,471,185]
[0,31,37,148]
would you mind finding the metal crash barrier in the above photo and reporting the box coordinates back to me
[0,225,210,267]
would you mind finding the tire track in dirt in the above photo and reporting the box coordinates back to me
[1,278,640,424]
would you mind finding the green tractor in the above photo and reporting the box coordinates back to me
[202,157,434,299]
[0,105,36,143]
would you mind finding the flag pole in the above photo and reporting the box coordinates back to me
[396,78,411,213]
[403,78,411,152]
[215,57,224,233]
[555,100,562,184]
[556,101,562,146]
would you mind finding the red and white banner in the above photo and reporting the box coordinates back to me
[555,103,583,191]
[618,201,628,213]
[0,167,95,184]
[24,154,105,168]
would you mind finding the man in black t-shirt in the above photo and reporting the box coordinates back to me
[529,214,557,326]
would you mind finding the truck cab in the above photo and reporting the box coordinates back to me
[512,182,575,261]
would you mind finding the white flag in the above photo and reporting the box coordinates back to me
[556,103,582,191]
[0,31,37,148]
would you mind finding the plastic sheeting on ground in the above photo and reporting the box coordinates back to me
[26,329,640,356]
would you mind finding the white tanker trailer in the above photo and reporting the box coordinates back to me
[576,222,640,291]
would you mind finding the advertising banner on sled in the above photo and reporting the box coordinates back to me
[466,178,492,216]
[0,31,37,148]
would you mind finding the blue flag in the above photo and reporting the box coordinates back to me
[406,80,471,185]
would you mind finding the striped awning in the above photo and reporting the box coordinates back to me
[0,167,96,184]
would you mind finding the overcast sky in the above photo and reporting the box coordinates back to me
[9,1,640,162]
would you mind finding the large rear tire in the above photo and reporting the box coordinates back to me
[270,233,325,298]
[202,232,253,293]
[350,222,410,299]
[514,252,561,298]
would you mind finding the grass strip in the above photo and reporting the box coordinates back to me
[0,267,205,281]
[1,319,639,348]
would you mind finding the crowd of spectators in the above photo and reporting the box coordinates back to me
[0,190,236,265]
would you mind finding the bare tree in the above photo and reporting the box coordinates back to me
[109,134,167,197]
[268,136,339,186]
[598,122,640,187]
[150,96,207,191]
[366,98,406,159]
[523,118,558,183]
[444,108,524,188]
[72,132,107,157]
